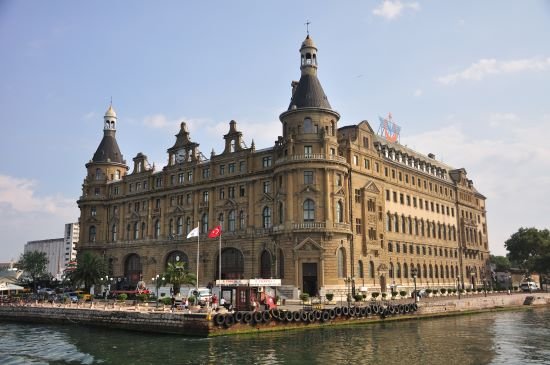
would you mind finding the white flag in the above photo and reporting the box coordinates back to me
[186,226,199,239]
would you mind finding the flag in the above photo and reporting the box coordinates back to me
[208,225,222,238]
[186,226,199,239]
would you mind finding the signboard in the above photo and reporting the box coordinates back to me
[377,112,401,143]
[215,279,282,287]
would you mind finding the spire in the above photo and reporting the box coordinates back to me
[287,35,331,110]
[92,104,124,164]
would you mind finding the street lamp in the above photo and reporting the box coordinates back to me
[457,275,461,300]
[411,267,418,303]
[344,277,353,307]
[152,274,165,307]
[508,274,512,294]
[482,270,487,297]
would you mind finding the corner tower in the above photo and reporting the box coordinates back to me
[78,105,128,250]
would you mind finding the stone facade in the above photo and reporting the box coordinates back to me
[77,35,490,299]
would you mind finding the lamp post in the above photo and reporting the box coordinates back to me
[411,267,418,303]
[457,275,461,300]
[344,277,352,307]
[152,274,165,307]
[508,274,512,294]
[482,269,487,297]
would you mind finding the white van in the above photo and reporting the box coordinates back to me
[520,281,538,292]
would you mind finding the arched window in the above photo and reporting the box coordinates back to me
[111,224,117,242]
[168,219,174,235]
[154,220,160,239]
[133,222,139,240]
[369,261,375,278]
[218,247,245,279]
[388,242,393,252]
[401,215,406,233]
[358,260,364,278]
[260,250,272,278]
[386,213,392,231]
[165,251,189,268]
[429,264,433,278]
[201,213,208,233]
[446,265,450,278]
[394,214,399,232]
[89,226,96,242]
[126,224,130,239]
[228,210,236,232]
[124,254,142,285]
[337,247,346,278]
[303,199,315,222]
[397,262,402,278]
[95,168,101,180]
[423,264,428,278]
[239,210,245,229]
[141,222,146,239]
[440,265,444,279]
[262,207,272,228]
[278,248,285,278]
[403,263,409,278]
[389,262,394,278]
[336,201,344,223]
[177,217,183,235]
[303,117,313,133]
[408,217,412,235]
[435,265,439,278]
[330,121,335,136]
[218,213,224,229]
[278,202,284,224]
[417,263,422,278]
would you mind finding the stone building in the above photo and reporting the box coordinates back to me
[77,35,490,298]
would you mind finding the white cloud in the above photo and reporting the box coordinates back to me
[372,1,420,20]
[413,88,423,97]
[438,57,550,85]
[401,114,550,255]
[0,175,79,261]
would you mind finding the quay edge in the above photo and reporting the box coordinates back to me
[0,293,549,337]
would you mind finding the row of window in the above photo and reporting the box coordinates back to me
[386,212,458,242]
[380,145,447,180]
[387,241,458,258]
[385,189,455,217]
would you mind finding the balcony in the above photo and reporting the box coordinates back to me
[275,154,347,165]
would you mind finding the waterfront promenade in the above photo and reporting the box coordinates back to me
[1,291,549,337]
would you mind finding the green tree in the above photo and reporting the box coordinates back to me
[18,251,49,292]
[164,261,196,295]
[490,255,511,272]
[505,227,550,287]
[68,251,107,293]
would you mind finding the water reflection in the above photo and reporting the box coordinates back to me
[1,308,549,365]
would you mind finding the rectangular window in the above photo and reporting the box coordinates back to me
[393,191,397,203]
[156,177,162,188]
[405,174,409,183]
[219,165,225,175]
[304,171,314,184]
[304,145,313,156]
[155,199,161,209]
[239,161,245,172]
[94,187,100,196]
[330,148,335,156]
[392,169,396,179]
[375,162,379,173]
[202,191,209,203]
[114,186,119,195]
[384,167,389,177]
[364,158,370,169]
[406,195,411,206]
[413,197,417,208]
[219,188,225,199]
[228,186,235,198]
[386,190,390,201]
[363,136,369,148]
[336,174,342,187]
[355,189,361,203]
[263,181,271,194]
[398,172,402,181]
[228,163,235,173]
[129,183,133,192]
[187,171,193,182]
[354,155,359,166]
[178,173,184,184]
[399,193,404,204]
[239,185,245,197]
[436,204,440,213]
[186,194,191,204]
[262,156,272,167]
[355,218,362,234]
[411,176,415,185]
[419,199,423,209]
[202,168,210,179]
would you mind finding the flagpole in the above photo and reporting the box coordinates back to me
[218,225,222,297]
[196,225,200,292]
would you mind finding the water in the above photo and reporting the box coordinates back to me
[1,308,549,365]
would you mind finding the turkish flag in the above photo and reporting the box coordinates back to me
[208,225,222,238]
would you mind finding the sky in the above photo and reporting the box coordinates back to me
[1,0,549,262]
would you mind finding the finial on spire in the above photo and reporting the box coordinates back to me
[305,20,311,36]
[110,96,113,106]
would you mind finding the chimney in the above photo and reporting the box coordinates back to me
[428,153,435,159]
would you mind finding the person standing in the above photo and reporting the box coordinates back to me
[212,294,218,310]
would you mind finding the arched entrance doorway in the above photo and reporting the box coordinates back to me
[217,247,244,279]
[165,250,189,269]
[260,250,272,278]
[124,254,142,288]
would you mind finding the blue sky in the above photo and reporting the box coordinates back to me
[1,0,549,262]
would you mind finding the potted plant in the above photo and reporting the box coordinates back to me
[440,288,447,296]
[371,292,380,300]
[399,290,407,298]
[188,295,196,307]
[325,293,334,303]
[391,291,398,299]
[300,293,310,304]
[117,293,128,303]
[381,293,387,300]
[425,289,432,297]
[354,293,363,302]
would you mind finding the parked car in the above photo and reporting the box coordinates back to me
[63,292,79,303]
[412,289,427,299]
[520,282,538,292]
[38,288,55,295]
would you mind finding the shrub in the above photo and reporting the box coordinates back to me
[477,288,483,293]
[300,293,310,303]
[160,297,172,305]
[137,294,148,302]
[188,295,196,304]
[354,294,363,302]
[391,291,398,297]
[399,290,407,297]
[325,293,334,302]
[381,293,387,299]
[425,289,432,294]
[466,288,472,293]
[371,292,379,299]
[440,288,446,294]
[117,293,128,301]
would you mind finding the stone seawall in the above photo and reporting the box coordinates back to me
[0,305,210,337]
[1,293,549,337]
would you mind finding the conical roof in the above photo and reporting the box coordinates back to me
[92,134,124,163]
[288,73,331,110]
